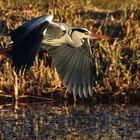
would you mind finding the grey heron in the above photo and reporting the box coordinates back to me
[10,15,108,98]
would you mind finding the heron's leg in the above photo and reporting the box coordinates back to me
[73,95,77,105]
[64,89,68,99]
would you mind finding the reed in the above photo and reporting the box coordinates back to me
[0,0,139,100]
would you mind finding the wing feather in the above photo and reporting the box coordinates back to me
[62,49,81,85]
[11,16,53,73]
[46,39,96,97]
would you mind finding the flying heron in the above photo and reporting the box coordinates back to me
[5,15,108,98]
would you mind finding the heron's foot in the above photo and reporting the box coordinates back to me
[73,96,77,102]
[64,90,68,99]
[73,96,77,107]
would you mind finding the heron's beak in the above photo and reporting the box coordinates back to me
[88,31,109,39]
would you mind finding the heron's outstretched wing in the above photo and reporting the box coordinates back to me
[46,39,96,98]
[11,15,53,73]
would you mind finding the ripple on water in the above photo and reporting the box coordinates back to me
[0,102,139,140]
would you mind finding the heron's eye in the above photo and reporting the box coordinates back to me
[84,31,89,35]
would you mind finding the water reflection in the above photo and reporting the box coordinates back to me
[0,101,140,140]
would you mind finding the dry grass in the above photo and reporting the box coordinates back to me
[0,0,140,101]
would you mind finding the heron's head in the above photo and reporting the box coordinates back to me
[67,27,109,47]
[69,27,109,40]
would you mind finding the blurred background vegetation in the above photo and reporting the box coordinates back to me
[0,0,140,101]
[0,0,139,10]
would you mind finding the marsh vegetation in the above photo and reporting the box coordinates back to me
[0,0,140,101]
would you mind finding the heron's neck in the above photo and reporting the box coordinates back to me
[41,32,83,48]
[69,31,83,48]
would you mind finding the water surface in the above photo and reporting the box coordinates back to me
[0,101,140,140]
